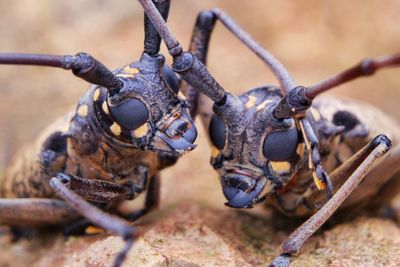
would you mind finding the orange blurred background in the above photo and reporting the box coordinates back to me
[0,0,399,209]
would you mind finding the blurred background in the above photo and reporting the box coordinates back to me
[0,0,399,210]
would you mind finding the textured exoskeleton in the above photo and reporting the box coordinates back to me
[138,1,400,266]
[0,1,200,266]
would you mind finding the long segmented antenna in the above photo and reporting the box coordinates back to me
[143,0,171,55]
[138,0,182,56]
[138,0,227,104]
[273,53,400,119]
[0,52,123,92]
[306,54,400,99]
[211,8,295,93]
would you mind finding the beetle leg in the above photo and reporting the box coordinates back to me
[269,134,391,267]
[123,174,160,221]
[299,117,334,198]
[0,198,79,227]
[374,171,400,223]
[49,176,136,267]
[347,144,400,217]
[308,139,400,211]
[60,167,150,235]
[55,171,147,204]
[65,174,159,230]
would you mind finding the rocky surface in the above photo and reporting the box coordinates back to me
[1,203,400,267]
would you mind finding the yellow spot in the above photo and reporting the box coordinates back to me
[85,226,105,235]
[296,143,305,156]
[117,74,135,78]
[133,123,148,138]
[116,66,140,78]
[313,172,326,190]
[77,104,88,117]
[102,101,110,114]
[211,146,220,157]
[110,122,121,136]
[310,108,321,121]
[93,89,101,102]
[269,161,291,174]
[256,100,274,111]
[123,66,139,75]
[245,95,257,109]
[178,91,187,100]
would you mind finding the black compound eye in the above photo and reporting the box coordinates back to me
[209,114,226,150]
[263,128,298,161]
[109,98,149,130]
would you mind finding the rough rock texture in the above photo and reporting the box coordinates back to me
[1,203,399,267]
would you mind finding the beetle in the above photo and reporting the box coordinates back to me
[0,1,201,266]
[139,0,400,265]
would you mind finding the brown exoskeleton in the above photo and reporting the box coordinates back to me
[139,0,400,265]
[0,1,200,266]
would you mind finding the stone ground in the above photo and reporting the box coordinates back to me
[0,1,400,266]
[1,203,400,267]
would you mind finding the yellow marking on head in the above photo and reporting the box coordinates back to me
[211,146,220,157]
[116,66,140,78]
[256,100,274,111]
[313,172,326,190]
[296,143,305,156]
[245,95,257,109]
[77,104,88,117]
[124,66,140,75]
[85,226,105,235]
[93,89,101,102]
[102,101,110,114]
[269,161,291,175]
[117,74,135,78]
[133,123,148,138]
[110,122,122,136]
[310,108,321,121]
[178,91,187,100]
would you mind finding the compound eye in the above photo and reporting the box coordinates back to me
[209,114,226,150]
[263,128,298,161]
[109,98,149,130]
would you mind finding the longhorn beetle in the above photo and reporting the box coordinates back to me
[139,0,400,265]
[0,1,204,266]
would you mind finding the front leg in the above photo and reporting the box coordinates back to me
[299,117,334,197]
[56,167,148,203]
[49,175,136,267]
[0,198,79,227]
[123,174,160,221]
[270,135,391,266]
